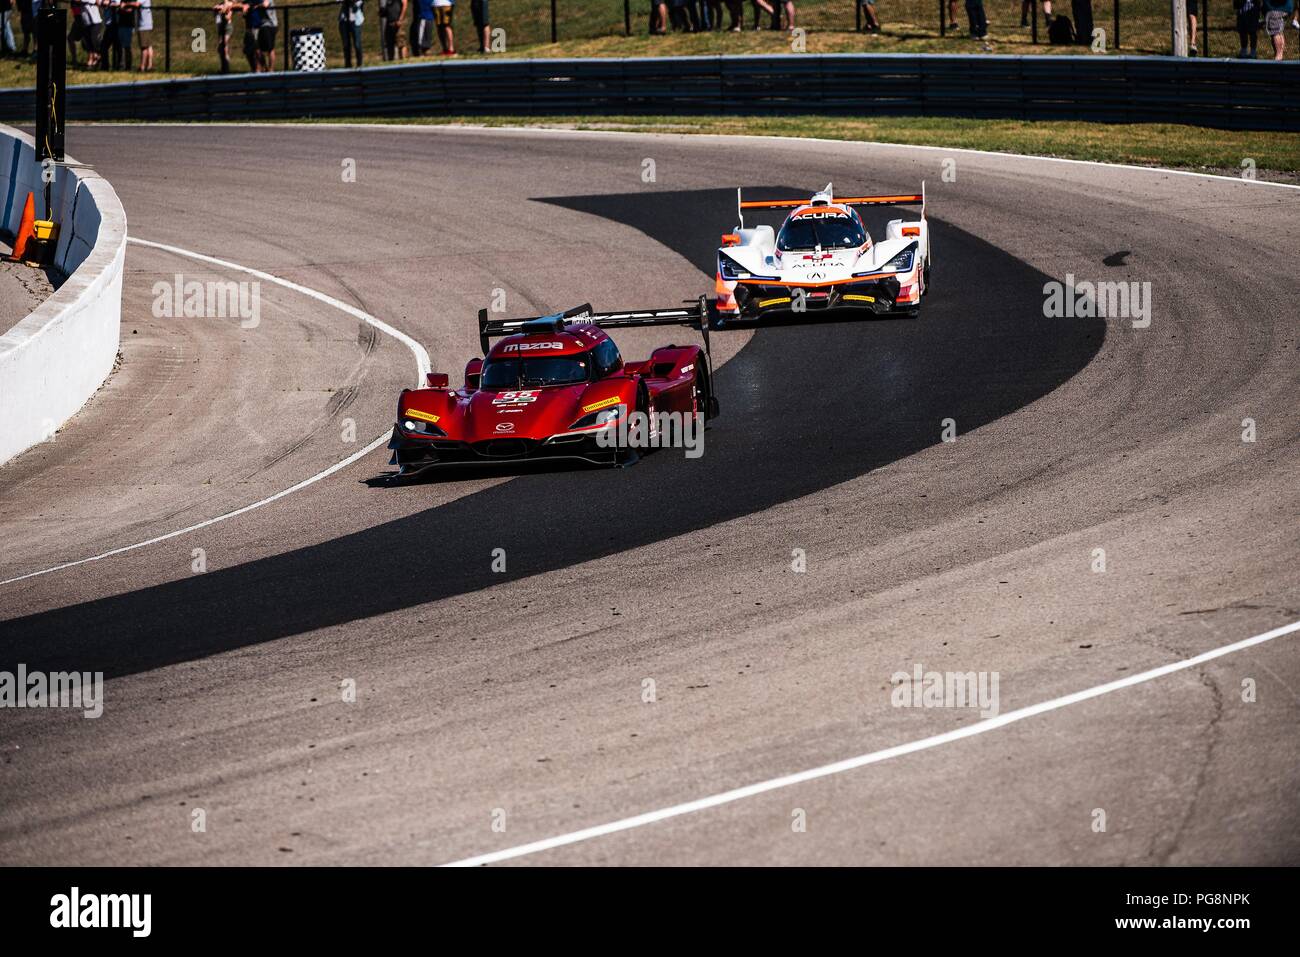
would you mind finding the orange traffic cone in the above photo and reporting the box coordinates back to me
[7,192,36,263]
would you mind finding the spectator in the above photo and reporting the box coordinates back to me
[337,0,364,67]
[704,0,722,30]
[411,0,434,56]
[240,0,277,72]
[691,0,710,30]
[749,0,775,29]
[858,0,880,33]
[213,0,234,73]
[1188,4,1199,54]
[74,0,103,68]
[380,0,405,60]
[1236,0,1260,56]
[135,0,153,70]
[1,0,16,57]
[470,0,488,52]
[240,0,260,71]
[649,0,667,35]
[1021,0,1051,26]
[20,0,35,57]
[432,0,454,54]
[965,0,987,38]
[1262,0,1291,58]
[722,0,741,30]
[667,0,691,31]
[117,0,136,70]
[99,0,119,71]
[259,0,278,70]
[779,0,794,31]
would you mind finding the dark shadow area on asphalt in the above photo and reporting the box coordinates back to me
[0,188,1105,679]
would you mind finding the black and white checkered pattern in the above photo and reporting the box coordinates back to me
[291,29,327,72]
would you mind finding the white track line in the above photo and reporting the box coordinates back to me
[0,237,430,588]
[443,617,1300,866]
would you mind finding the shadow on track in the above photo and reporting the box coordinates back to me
[0,189,1104,679]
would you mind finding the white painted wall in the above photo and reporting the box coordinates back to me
[0,124,127,466]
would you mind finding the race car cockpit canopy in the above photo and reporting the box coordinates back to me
[776,210,868,252]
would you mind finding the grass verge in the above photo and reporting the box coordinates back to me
[317,114,1300,180]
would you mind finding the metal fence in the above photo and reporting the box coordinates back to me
[43,0,1299,79]
[1,53,1294,129]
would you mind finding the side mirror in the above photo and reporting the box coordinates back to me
[463,357,483,391]
[426,372,449,389]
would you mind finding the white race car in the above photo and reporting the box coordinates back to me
[714,183,930,322]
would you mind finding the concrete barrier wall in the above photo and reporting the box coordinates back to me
[0,125,127,466]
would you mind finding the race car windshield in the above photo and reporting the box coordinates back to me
[481,355,589,388]
[777,216,866,252]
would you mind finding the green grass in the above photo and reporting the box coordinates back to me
[0,0,1291,88]
[318,113,1300,178]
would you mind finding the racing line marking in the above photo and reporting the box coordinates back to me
[0,237,431,588]
[443,616,1300,866]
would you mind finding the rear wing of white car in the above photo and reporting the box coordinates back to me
[735,182,925,230]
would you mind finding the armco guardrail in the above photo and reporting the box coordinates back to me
[0,54,1295,131]
[0,125,127,466]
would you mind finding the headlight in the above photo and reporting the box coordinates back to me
[718,254,749,281]
[569,404,625,430]
[399,417,446,436]
[883,248,915,273]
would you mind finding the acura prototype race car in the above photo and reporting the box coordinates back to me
[388,300,718,475]
[714,183,931,321]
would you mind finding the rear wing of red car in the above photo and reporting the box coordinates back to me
[477,297,710,358]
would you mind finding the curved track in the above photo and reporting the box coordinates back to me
[0,125,1297,865]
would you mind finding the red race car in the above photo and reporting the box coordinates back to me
[388,299,718,475]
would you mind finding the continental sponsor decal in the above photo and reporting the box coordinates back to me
[403,408,441,424]
[581,396,621,414]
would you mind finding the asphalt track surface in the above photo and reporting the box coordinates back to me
[1,125,1298,866]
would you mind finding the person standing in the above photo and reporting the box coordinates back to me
[239,0,277,72]
[470,0,488,52]
[858,0,879,32]
[337,0,364,67]
[1236,0,1260,56]
[116,0,135,70]
[135,0,153,70]
[432,0,454,54]
[1,0,17,57]
[19,0,36,57]
[381,0,405,59]
[99,0,119,71]
[1021,0,1052,26]
[965,0,987,38]
[213,0,234,72]
[77,0,104,68]
[1262,0,1292,57]
[411,0,433,55]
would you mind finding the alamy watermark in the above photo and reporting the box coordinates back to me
[891,663,1000,718]
[593,409,704,459]
[1043,274,1151,328]
[152,274,261,329]
[0,665,103,718]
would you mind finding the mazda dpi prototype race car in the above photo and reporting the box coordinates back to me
[388,301,718,475]
[714,183,931,321]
